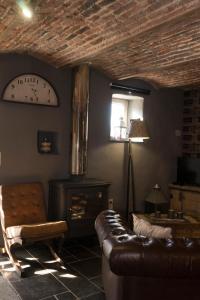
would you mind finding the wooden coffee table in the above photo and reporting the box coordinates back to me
[136,213,200,238]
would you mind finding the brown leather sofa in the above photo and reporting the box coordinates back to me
[95,210,200,300]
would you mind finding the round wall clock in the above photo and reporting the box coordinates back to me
[2,74,59,106]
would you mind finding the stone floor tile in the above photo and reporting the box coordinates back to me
[90,276,103,290]
[12,273,67,300]
[69,257,101,279]
[55,291,77,299]
[81,291,105,300]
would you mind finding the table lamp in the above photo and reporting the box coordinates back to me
[145,184,167,215]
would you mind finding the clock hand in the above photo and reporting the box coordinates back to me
[32,88,38,100]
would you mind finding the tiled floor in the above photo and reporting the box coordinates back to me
[0,237,105,300]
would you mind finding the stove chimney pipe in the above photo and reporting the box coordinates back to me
[71,64,90,176]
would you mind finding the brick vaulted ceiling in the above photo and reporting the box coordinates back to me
[1,0,200,87]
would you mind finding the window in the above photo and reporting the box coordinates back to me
[110,98,128,140]
[110,93,144,141]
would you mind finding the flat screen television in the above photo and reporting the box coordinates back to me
[177,157,200,186]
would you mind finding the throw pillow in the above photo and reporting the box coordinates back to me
[132,214,172,239]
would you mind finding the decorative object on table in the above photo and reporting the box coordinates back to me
[155,210,161,218]
[2,74,59,106]
[126,119,150,220]
[145,184,167,215]
[37,131,58,154]
[167,209,184,220]
[177,211,184,219]
[168,209,175,219]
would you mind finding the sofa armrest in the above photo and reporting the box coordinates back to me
[95,210,200,278]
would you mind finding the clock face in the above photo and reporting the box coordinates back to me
[2,74,58,106]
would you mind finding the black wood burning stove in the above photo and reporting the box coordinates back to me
[48,178,110,237]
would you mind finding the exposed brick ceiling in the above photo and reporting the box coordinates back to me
[1,0,200,87]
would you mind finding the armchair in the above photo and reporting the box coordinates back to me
[0,182,67,276]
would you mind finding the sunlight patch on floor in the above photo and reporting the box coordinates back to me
[21,264,31,269]
[59,273,77,278]
[34,269,58,275]
[44,259,59,264]
[25,257,38,261]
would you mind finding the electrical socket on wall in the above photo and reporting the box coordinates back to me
[108,198,114,209]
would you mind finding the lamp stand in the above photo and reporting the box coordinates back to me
[126,139,135,220]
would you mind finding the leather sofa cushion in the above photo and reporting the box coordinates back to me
[133,214,172,239]
[6,221,67,239]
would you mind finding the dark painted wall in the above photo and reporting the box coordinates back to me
[87,69,183,213]
[0,54,71,190]
[0,54,183,244]
[0,54,72,244]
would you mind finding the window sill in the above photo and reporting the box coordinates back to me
[110,138,129,143]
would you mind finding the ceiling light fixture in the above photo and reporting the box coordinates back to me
[22,6,32,18]
[17,0,33,19]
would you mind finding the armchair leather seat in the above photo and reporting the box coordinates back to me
[6,221,67,239]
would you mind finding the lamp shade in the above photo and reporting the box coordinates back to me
[145,184,167,204]
[128,119,150,141]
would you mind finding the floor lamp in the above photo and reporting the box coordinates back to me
[126,119,150,220]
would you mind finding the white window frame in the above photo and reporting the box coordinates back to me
[110,93,144,141]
